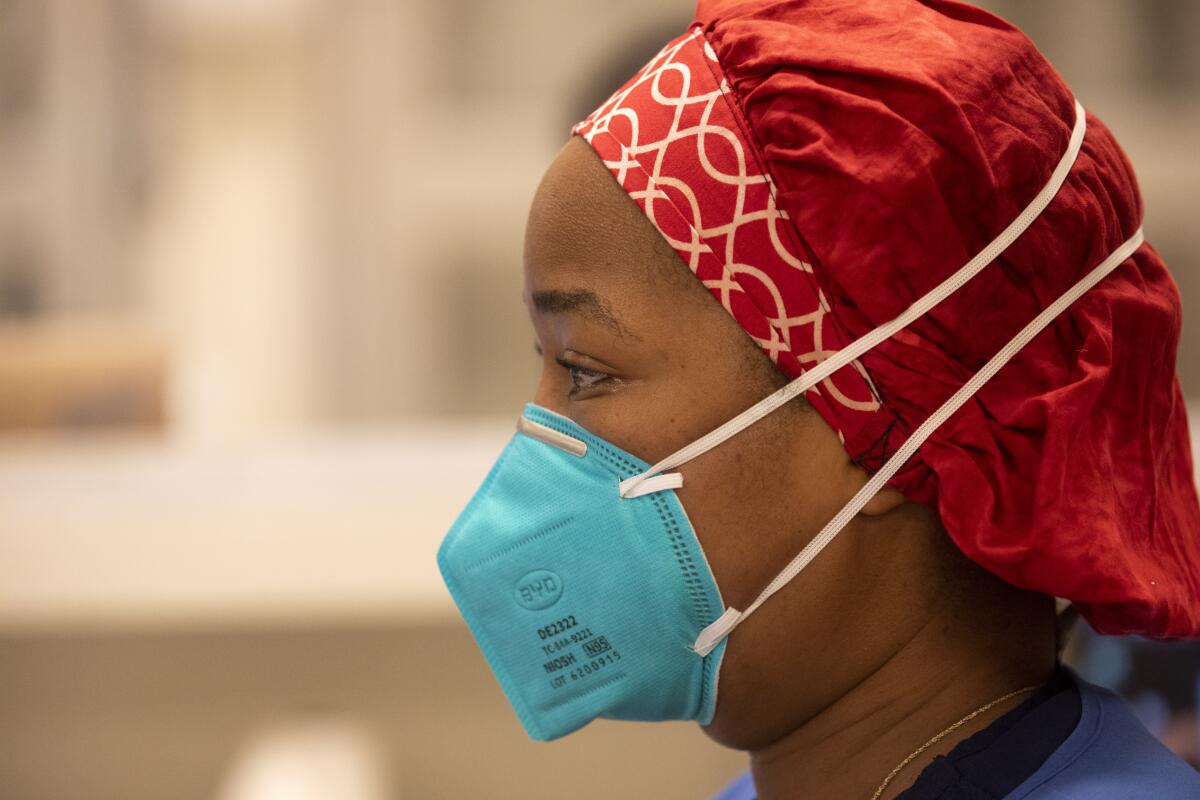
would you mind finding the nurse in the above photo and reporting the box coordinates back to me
[438,1,1200,797]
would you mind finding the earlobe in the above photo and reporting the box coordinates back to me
[841,456,909,517]
[860,484,907,517]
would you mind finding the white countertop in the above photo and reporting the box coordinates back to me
[0,419,514,632]
[0,404,1197,633]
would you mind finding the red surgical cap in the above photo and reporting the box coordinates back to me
[571,0,1200,637]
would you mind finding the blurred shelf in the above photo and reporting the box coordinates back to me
[0,418,514,632]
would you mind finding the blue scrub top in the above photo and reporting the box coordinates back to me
[712,666,1200,799]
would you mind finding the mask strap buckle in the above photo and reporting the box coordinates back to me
[691,607,742,656]
[619,472,683,499]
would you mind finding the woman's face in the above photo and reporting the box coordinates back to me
[523,136,931,749]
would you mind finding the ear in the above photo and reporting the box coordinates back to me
[860,484,907,517]
[839,454,908,517]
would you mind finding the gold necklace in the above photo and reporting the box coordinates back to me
[869,684,1042,800]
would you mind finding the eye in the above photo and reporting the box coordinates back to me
[567,364,608,390]
[554,356,618,398]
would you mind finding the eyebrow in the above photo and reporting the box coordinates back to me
[530,288,636,339]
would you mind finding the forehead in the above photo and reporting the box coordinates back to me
[523,136,668,295]
[522,136,789,389]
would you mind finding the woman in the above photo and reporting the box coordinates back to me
[438,1,1200,797]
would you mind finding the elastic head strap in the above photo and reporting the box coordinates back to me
[692,227,1146,656]
[618,100,1088,500]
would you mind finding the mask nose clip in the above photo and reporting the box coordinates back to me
[516,416,588,456]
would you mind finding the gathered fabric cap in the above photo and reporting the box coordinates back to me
[571,0,1200,637]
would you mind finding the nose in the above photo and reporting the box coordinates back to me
[532,365,569,417]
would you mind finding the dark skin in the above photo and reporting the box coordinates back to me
[525,135,1057,800]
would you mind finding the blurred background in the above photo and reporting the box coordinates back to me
[0,1,1196,798]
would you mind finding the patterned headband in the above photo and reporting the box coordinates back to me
[571,27,893,463]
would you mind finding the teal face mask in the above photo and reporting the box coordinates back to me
[436,403,728,741]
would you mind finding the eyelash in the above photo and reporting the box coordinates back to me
[555,357,613,397]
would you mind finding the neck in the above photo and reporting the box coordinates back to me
[748,590,1056,800]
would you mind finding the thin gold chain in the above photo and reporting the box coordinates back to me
[869,684,1042,800]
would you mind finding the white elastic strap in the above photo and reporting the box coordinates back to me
[692,608,742,656]
[691,227,1145,656]
[620,472,683,498]
[620,100,1088,499]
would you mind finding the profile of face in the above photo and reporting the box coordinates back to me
[521,136,1006,750]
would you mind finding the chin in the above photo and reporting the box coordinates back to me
[700,702,789,752]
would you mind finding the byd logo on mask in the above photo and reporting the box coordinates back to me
[514,570,563,610]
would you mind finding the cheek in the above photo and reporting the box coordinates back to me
[676,413,875,748]
[675,412,819,611]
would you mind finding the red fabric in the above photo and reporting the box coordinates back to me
[572,0,1200,637]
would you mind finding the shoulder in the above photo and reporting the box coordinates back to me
[1011,673,1200,799]
[711,771,755,800]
